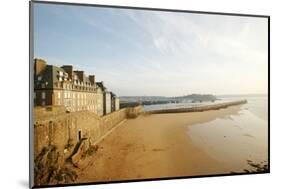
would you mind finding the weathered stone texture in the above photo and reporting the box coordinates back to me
[33,106,141,186]
[33,107,139,157]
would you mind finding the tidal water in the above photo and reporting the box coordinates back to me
[142,100,222,112]
[186,95,268,173]
[142,95,268,113]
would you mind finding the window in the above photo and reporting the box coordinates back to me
[38,76,42,81]
[41,83,45,88]
[42,101,45,106]
[42,92,46,99]
[58,92,61,99]
[78,130,82,141]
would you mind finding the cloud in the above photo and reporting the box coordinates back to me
[121,10,268,95]
[35,5,268,96]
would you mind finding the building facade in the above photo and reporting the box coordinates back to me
[110,92,120,112]
[34,58,119,116]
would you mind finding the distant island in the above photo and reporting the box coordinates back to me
[120,94,217,108]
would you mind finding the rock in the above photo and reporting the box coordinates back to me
[70,139,88,166]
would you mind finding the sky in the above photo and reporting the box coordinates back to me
[33,3,268,96]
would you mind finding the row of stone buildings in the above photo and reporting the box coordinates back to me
[34,58,119,116]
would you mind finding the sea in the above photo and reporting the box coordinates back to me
[143,94,269,173]
[142,95,268,119]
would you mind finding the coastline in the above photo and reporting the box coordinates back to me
[144,99,247,114]
[75,105,248,183]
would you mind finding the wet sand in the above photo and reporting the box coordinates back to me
[75,105,246,183]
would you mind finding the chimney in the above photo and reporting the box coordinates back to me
[89,75,95,84]
[74,71,85,82]
[34,58,47,76]
[61,65,73,79]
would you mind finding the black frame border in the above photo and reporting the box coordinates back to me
[29,0,270,188]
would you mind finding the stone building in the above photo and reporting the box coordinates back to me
[34,58,119,116]
[96,82,116,115]
[110,92,120,112]
[115,96,120,111]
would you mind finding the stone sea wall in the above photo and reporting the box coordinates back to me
[34,106,143,157]
[33,106,142,186]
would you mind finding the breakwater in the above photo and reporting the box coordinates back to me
[145,100,247,114]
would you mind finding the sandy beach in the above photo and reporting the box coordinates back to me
[74,105,263,183]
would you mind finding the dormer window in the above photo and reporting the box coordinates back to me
[59,71,63,76]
